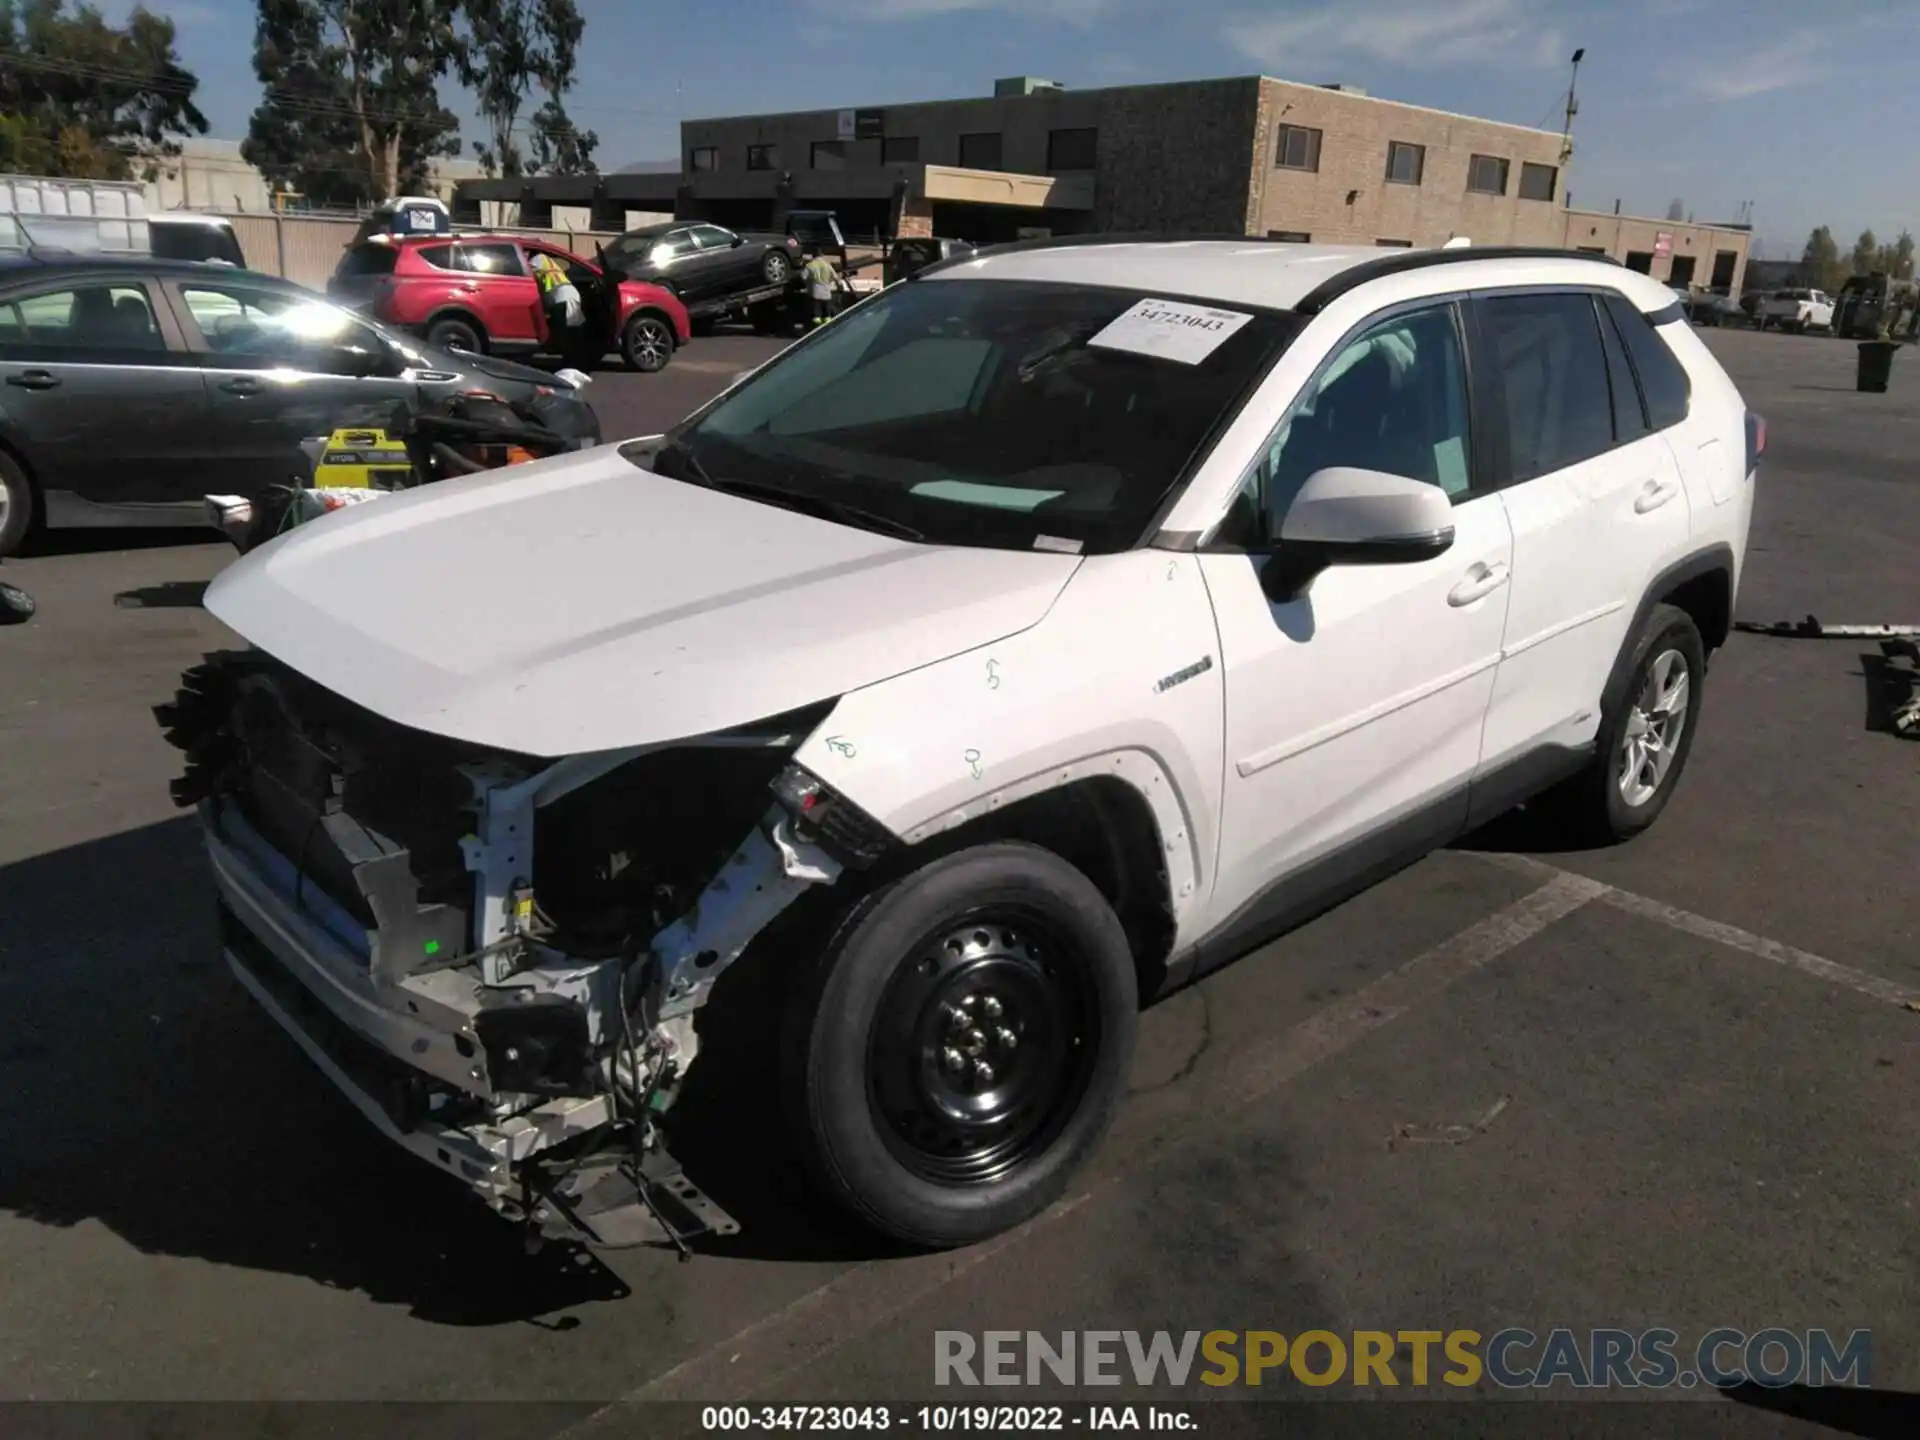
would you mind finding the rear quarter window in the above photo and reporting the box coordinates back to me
[412,244,456,270]
[335,244,399,278]
[1602,292,1691,432]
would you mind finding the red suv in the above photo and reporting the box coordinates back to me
[328,234,691,373]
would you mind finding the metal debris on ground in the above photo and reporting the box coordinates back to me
[1733,616,1920,639]
[1877,638,1920,740]
[1389,1095,1513,1149]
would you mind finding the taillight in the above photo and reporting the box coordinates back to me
[1745,411,1766,473]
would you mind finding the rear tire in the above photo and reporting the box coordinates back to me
[426,315,485,354]
[1539,604,1706,845]
[622,312,675,373]
[0,450,34,558]
[782,842,1137,1248]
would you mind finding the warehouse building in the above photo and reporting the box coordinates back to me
[457,72,1749,292]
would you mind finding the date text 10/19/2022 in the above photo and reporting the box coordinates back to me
[701,1407,1195,1432]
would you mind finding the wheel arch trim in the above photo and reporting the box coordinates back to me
[1603,543,1733,720]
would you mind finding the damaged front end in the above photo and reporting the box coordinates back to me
[158,651,889,1250]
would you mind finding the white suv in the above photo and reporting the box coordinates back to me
[163,240,1759,1253]
[1760,287,1835,332]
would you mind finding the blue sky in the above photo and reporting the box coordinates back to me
[128,0,1919,258]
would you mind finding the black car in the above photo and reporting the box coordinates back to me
[598,221,800,306]
[1676,287,1746,327]
[0,255,598,557]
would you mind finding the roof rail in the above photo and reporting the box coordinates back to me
[909,233,1622,298]
[1293,245,1621,315]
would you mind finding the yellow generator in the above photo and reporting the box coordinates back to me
[306,427,416,489]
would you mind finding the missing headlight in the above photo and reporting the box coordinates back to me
[770,764,891,869]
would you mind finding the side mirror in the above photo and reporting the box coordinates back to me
[730,234,744,248]
[1262,466,1455,600]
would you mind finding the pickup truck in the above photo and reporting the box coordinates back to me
[1759,288,1834,333]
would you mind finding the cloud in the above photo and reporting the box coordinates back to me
[839,0,1117,20]
[1688,32,1827,99]
[1224,0,1567,74]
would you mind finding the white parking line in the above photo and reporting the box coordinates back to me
[558,855,1915,1433]
[1476,851,1920,1010]
[558,872,1605,1431]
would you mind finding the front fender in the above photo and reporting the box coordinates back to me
[792,551,1227,949]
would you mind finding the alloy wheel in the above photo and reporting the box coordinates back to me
[1618,648,1691,807]
[630,319,671,371]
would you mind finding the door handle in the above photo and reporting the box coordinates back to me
[219,376,265,397]
[1447,561,1510,607]
[1634,479,1680,514]
[5,369,60,391]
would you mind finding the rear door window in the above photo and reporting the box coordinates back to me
[453,243,527,277]
[6,282,167,358]
[335,244,399,278]
[1478,293,1616,483]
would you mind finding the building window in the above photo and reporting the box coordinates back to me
[883,135,919,163]
[1518,162,1558,202]
[689,147,718,172]
[1276,125,1322,171]
[958,132,1003,170]
[1046,127,1097,171]
[746,144,779,171]
[1384,141,1425,185]
[1466,154,1509,195]
[811,141,846,171]
[1375,239,1414,248]
[1267,230,1311,242]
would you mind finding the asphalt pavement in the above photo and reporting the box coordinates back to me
[0,325,1915,1433]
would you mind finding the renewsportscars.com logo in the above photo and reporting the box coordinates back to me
[933,1328,1873,1391]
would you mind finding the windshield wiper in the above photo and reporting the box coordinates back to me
[651,436,714,486]
[711,473,925,541]
[651,437,923,541]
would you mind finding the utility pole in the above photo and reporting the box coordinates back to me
[1561,47,1584,165]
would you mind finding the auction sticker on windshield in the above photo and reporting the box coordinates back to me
[1088,298,1254,365]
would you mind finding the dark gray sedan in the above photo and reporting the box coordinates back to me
[0,256,598,556]
[597,221,801,305]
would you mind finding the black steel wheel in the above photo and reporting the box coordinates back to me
[783,842,1137,1248]
[868,912,1097,1187]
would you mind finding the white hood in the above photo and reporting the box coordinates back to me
[205,448,1082,756]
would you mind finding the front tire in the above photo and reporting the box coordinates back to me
[1542,603,1706,844]
[622,313,675,373]
[763,250,793,285]
[782,842,1138,1248]
[0,450,33,558]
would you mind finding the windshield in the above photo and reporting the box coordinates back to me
[627,277,1299,553]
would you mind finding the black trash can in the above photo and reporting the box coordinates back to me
[1857,340,1898,393]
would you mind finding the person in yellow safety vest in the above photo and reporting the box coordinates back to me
[530,252,584,336]
[802,250,845,327]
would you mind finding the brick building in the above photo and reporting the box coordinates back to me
[454,72,1749,293]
